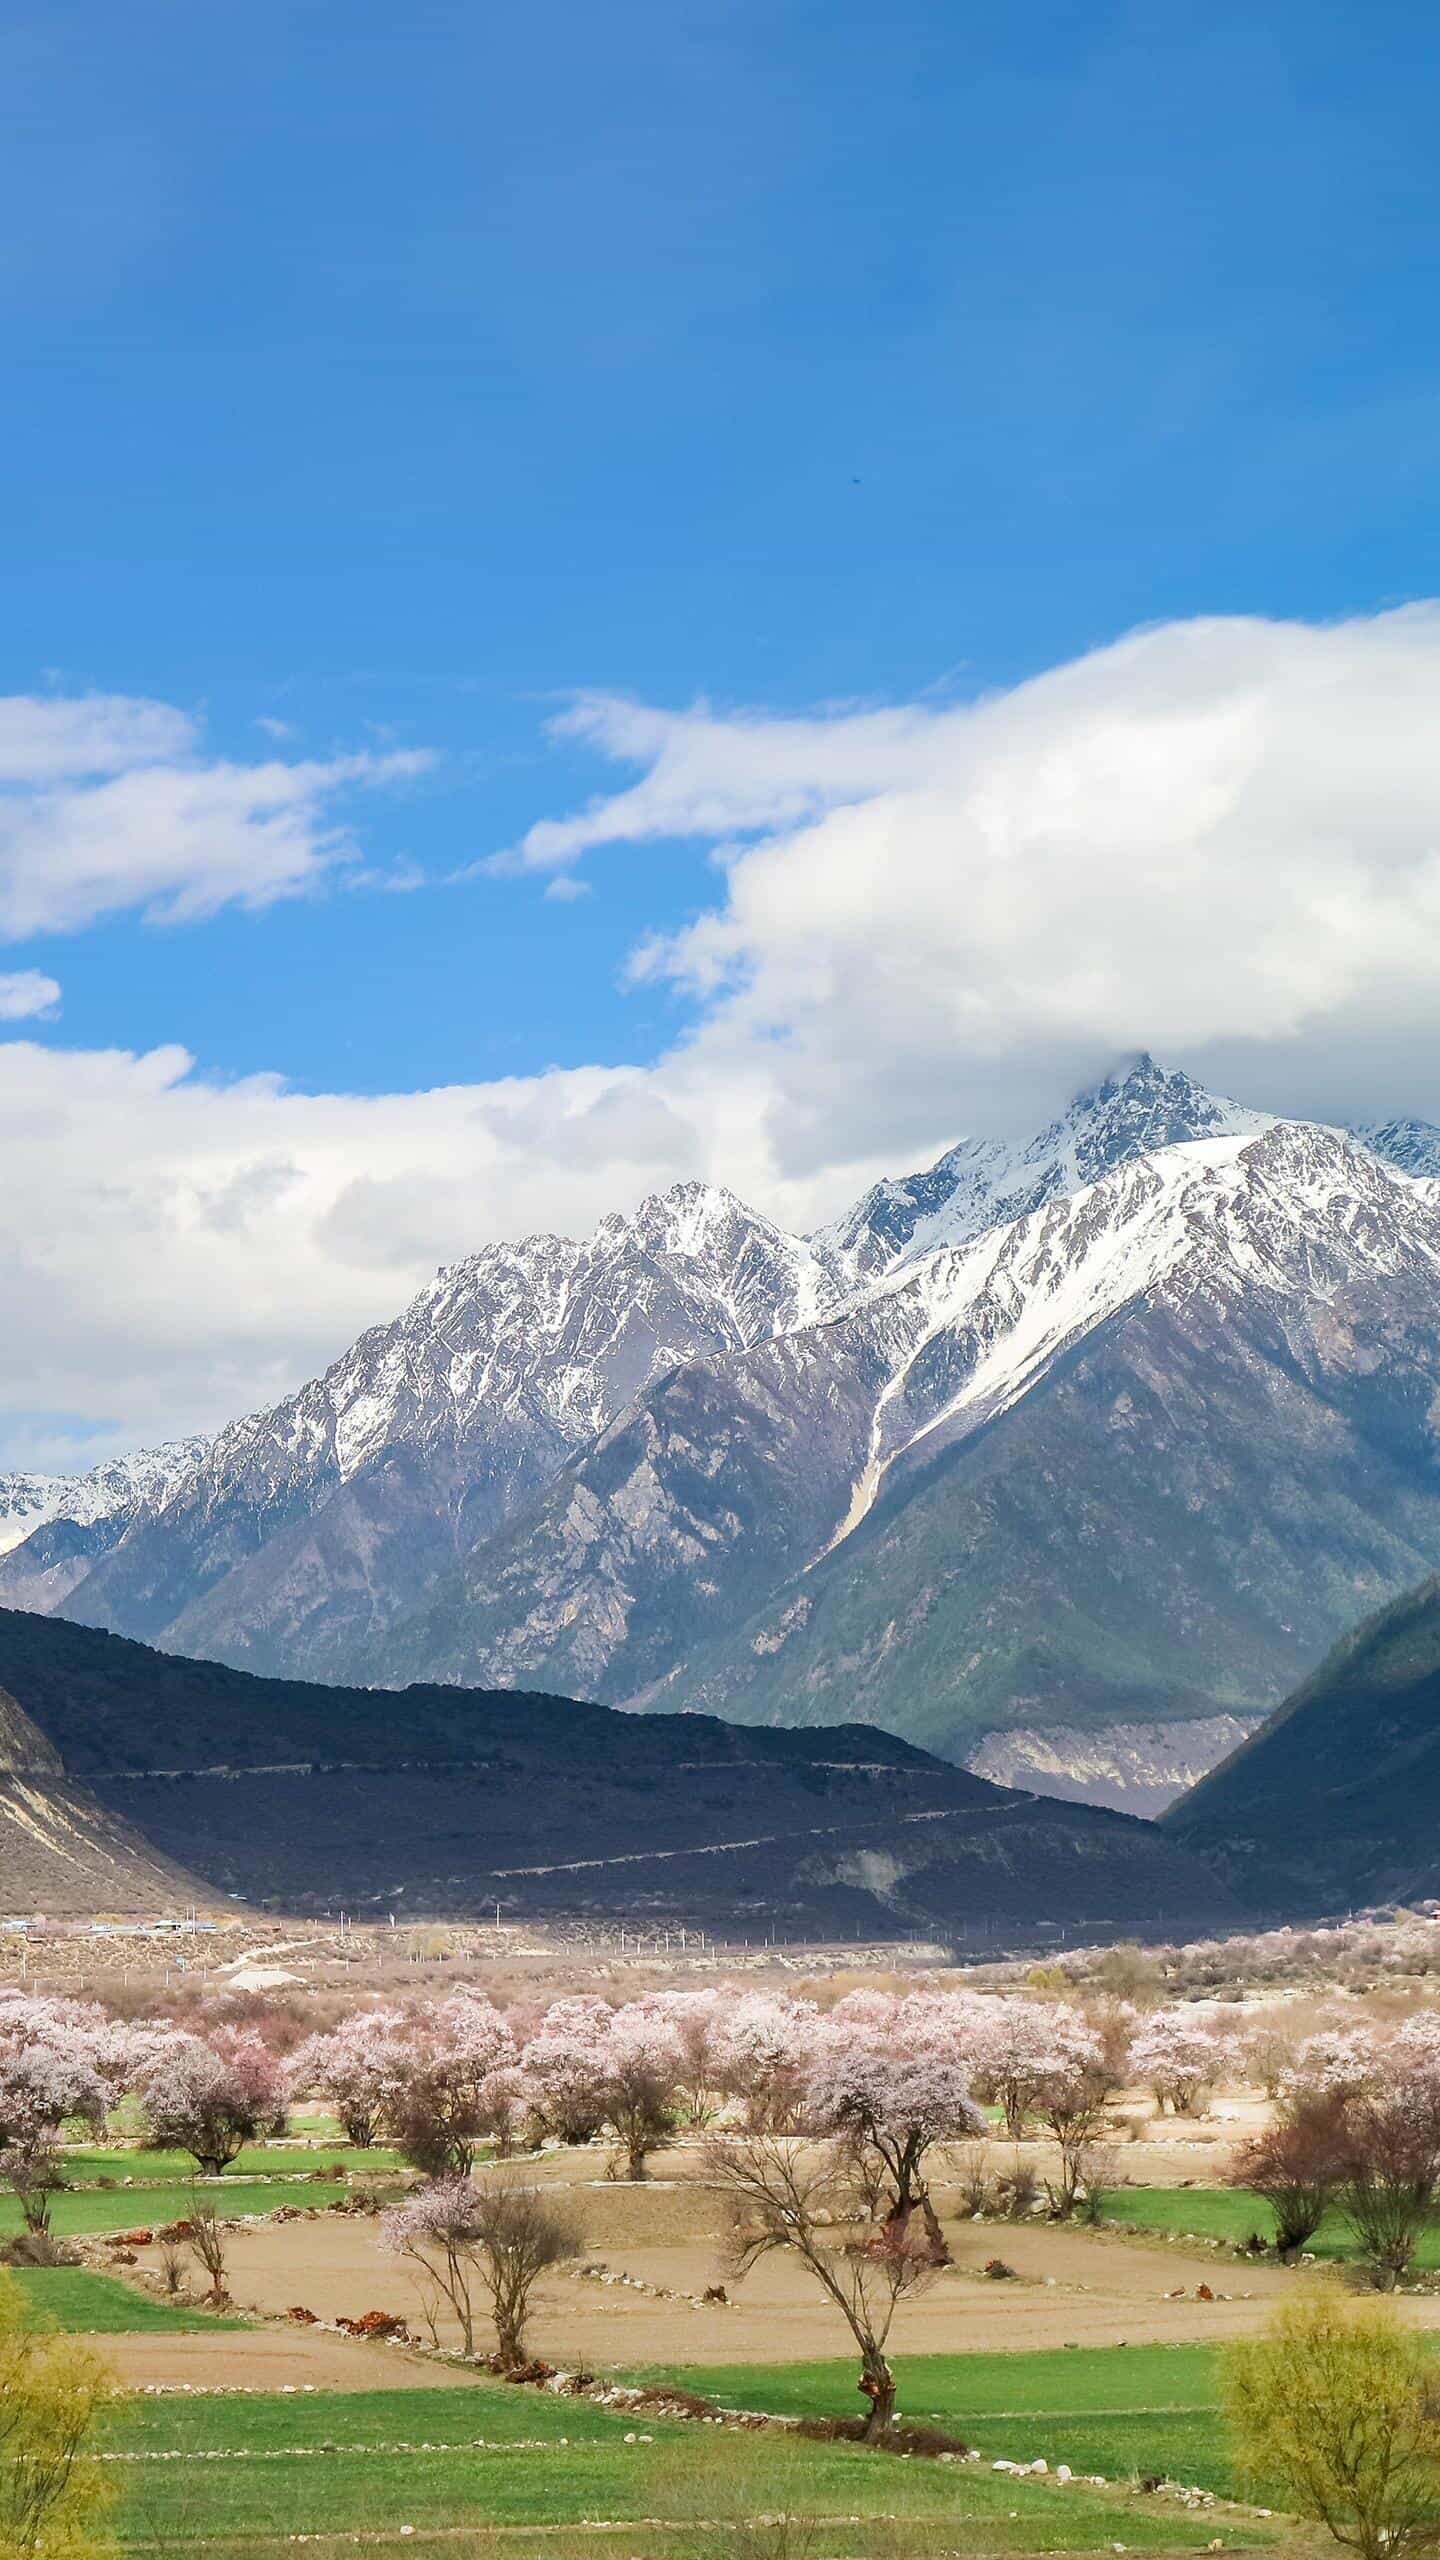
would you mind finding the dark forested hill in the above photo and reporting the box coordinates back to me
[1164,1575,1440,1914]
[0,1606,1241,1939]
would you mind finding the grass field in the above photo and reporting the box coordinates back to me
[0,2180,353,2238]
[11,2266,245,2332]
[58,2142,405,2184]
[1104,2185,1440,2267]
[97,2380,1265,2554]
[620,2346,1242,2498]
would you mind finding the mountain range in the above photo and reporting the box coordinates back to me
[9,1055,1440,1813]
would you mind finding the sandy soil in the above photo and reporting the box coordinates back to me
[109,2117,1440,2388]
[110,2155,1364,2384]
[189,2209,1310,2367]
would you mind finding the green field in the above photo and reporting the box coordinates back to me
[1103,2185,1440,2268]
[11,2266,245,2332]
[98,2381,1264,2554]
[0,2179,349,2238]
[59,2141,404,2183]
[621,2346,1241,2498]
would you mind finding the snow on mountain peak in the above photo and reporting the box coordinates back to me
[816,1053,1270,1281]
[817,1114,1437,1558]
[0,1436,210,1560]
[1356,1115,1440,1181]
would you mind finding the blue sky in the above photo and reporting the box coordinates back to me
[5,0,1438,1088]
[5,0,1440,1458]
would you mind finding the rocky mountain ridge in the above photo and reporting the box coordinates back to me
[9,1057,1440,1808]
[383,1116,1440,1770]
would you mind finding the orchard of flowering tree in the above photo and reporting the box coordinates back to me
[10,1953,1440,2464]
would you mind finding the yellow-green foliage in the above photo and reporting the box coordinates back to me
[1224,2287,1440,2560]
[0,2265,116,2560]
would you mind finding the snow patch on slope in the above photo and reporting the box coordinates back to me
[0,1439,210,1559]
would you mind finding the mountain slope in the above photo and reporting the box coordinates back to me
[0,1439,207,1612]
[0,1608,1239,1936]
[0,1662,207,1919]
[18,1055,1440,1813]
[30,1057,1249,1696]
[382,1121,1440,1767]
[1164,1576,1440,1914]
[55,1188,842,1678]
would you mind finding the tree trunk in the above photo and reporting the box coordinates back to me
[859,2358,896,2439]
[882,2193,950,2266]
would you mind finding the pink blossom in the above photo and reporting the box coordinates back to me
[715,1993,821,2131]
[287,2009,411,2145]
[138,2031,285,2173]
[1129,2009,1229,2114]
[520,1997,614,2144]
[808,2008,981,2214]
[1282,2027,1379,2102]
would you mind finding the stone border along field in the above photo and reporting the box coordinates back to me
[87,2377,1269,2558]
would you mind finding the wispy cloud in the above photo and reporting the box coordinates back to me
[0,971,61,1021]
[0,692,432,936]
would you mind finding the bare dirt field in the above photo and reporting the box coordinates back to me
[112,2126,1422,2387]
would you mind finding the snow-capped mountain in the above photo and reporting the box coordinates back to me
[0,1440,209,1559]
[1355,1115,1440,1180]
[19,1052,1440,1812]
[819,1054,1272,1278]
[382,1116,1440,1767]
[0,1439,210,1620]
[42,1183,842,1675]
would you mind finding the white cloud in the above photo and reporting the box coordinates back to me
[527,606,1440,1163]
[9,609,1440,1458]
[496,690,949,874]
[0,691,431,935]
[0,972,60,1021]
[0,693,193,784]
[0,1039,760,1449]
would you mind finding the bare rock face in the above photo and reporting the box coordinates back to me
[383,1116,1440,1775]
[13,1056,1440,1808]
[967,1717,1263,1816]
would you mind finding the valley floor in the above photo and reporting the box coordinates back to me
[20,2114,1400,2560]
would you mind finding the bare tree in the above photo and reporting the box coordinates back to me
[186,2200,229,2305]
[704,2134,940,2439]
[1339,2081,1440,2289]
[1231,2090,1350,2260]
[384,2180,482,2353]
[385,2177,580,2367]
[0,2138,66,2238]
[470,2184,582,2367]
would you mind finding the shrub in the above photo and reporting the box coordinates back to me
[1225,2290,1440,2559]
